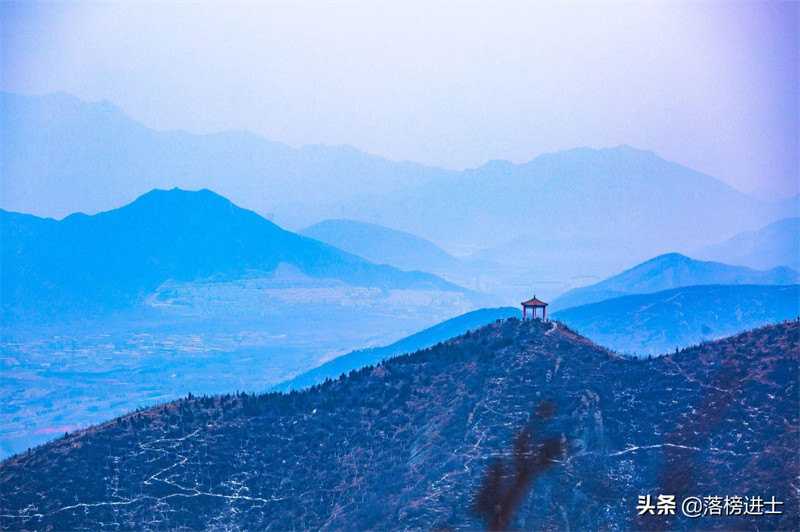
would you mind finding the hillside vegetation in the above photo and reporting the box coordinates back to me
[271,307,520,392]
[2,320,797,530]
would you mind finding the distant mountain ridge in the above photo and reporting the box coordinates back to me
[322,144,798,254]
[1,91,455,220]
[298,219,507,293]
[697,217,800,271]
[2,320,796,530]
[550,253,799,310]
[300,219,462,272]
[4,91,796,263]
[1,188,466,321]
[553,284,800,355]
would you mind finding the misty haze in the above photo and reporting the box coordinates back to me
[1,1,798,530]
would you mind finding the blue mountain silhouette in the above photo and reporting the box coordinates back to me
[551,253,799,310]
[1,188,466,320]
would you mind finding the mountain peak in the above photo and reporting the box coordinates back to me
[605,143,650,154]
[136,186,227,202]
[597,143,662,163]
[550,252,799,311]
[3,188,468,319]
[517,144,665,173]
[123,187,237,215]
[644,252,692,265]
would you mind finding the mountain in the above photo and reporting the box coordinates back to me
[0,91,456,221]
[697,217,800,271]
[271,307,521,392]
[553,284,800,355]
[1,188,466,321]
[468,234,639,300]
[300,219,462,272]
[550,253,799,310]
[325,144,798,254]
[298,219,507,295]
[2,320,797,530]
[4,92,797,262]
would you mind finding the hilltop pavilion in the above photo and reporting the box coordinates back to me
[521,295,548,321]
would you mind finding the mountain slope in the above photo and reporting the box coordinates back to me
[2,320,797,530]
[550,253,799,310]
[271,306,520,392]
[298,219,504,294]
[553,284,800,355]
[328,144,798,254]
[697,217,800,271]
[1,188,465,320]
[300,219,462,272]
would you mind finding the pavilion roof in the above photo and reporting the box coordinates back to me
[521,296,548,307]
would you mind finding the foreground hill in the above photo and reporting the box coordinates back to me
[550,253,799,310]
[697,217,800,271]
[1,188,464,321]
[2,320,797,530]
[271,307,520,392]
[554,284,800,355]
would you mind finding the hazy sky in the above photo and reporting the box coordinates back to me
[2,1,798,196]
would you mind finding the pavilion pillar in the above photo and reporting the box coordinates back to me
[523,307,527,320]
[543,307,546,321]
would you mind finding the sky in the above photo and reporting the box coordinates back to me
[2,0,798,197]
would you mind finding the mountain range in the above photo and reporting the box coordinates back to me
[553,284,800,355]
[4,91,796,269]
[550,253,799,310]
[1,188,466,322]
[1,91,454,221]
[298,219,511,294]
[697,217,800,271]
[317,145,798,258]
[2,320,796,530]
[300,219,464,273]
[5,90,798,532]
